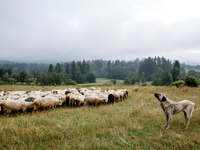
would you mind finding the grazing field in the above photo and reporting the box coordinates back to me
[0,84,200,149]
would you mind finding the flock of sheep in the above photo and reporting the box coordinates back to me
[0,87,128,116]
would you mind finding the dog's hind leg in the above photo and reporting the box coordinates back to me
[183,111,189,129]
[185,106,195,129]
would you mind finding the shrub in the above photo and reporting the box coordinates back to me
[171,80,185,87]
[124,77,131,85]
[152,78,161,86]
[185,76,199,87]
[142,83,147,86]
[65,79,77,85]
[111,79,117,85]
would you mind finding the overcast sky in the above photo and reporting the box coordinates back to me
[0,0,200,64]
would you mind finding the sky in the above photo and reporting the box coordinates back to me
[0,0,200,65]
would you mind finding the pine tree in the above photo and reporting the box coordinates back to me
[70,61,76,80]
[48,64,54,73]
[55,63,61,73]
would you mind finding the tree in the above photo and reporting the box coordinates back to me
[185,76,199,87]
[124,77,131,85]
[38,73,49,85]
[4,68,13,76]
[70,61,76,80]
[173,60,180,69]
[55,63,61,73]
[65,63,70,74]
[151,67,163,81]
[25,75,32,85]
[141,72,146,83]
[48,64,54,73]
[138,57,156,81]
[111,79,117,85]
[48,72,56,85]
[171,60,180,82]
[160,70,172,86]
[55,73,62,85]
[31,70,40,78]
[187,70,198,78]
[179,67,187,80]
[18,71,28,84]
[152,78,161,86]
[131,75,140,85]
[3,73,9,83]
[85,72,96,83]
[12,73,19,84]
[75,66,83,84]
[171,67,180,82]
[0,68,4,79]
[106,60,112,79]
[157,57,162,68]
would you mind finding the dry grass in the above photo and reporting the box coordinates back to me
[0,85,200,149]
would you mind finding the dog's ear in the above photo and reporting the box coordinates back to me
[161,96,167,102]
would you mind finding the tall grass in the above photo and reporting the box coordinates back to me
[0,85,200,149]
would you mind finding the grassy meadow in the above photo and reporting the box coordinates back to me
[0,80,200,149]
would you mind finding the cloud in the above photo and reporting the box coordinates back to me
[0,0,200,64]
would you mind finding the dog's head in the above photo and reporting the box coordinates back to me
[154,93,167,102]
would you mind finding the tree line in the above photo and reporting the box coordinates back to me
[0,57,199,86]
[0,60,96,85]
[124,58,199,87]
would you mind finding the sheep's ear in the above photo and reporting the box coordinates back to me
[161,96,167,102]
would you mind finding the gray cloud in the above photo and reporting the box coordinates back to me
[0,0,200,64]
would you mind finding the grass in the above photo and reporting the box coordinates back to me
[77,78,124,87]
[0,83,200,149]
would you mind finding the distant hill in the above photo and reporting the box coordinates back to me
[181,63,200,71]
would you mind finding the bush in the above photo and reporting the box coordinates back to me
[111,79,117,85]
[142,83,147,86]
[152,78,161,86]
[124,77,131,85]
[185,76,199,87]
[171,80,185,87]
[65,79,77,85]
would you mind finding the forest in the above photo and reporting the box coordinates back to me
[0,56,199,86]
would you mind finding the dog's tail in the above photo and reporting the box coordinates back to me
[194,103,197,109]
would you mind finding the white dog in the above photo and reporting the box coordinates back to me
[154,93,195,129]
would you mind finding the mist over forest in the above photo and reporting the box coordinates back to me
[0,56,200,86]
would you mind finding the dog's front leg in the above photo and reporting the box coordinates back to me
[164,114,169,127]
[166,114,172,129]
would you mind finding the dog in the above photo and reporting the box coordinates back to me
[154,93,195,129]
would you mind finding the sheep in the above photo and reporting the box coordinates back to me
[33,97,62,112]
[69,94,77,107]
[90,87,96,91]
[108,93,115,104]
[75,95,85,107]
[117,89,128,99]
[84,97,105,107]
[65,90,71,95]
[59,95,71,107]
[0,100,34,116]
[95,97,105,106]
[0,88,128,115]
[98,93,108,104]
[25,97,37,102]
[115,91,124,101]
